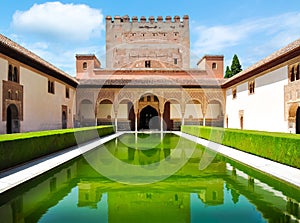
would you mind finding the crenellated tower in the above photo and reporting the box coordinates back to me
[105,15,190,69]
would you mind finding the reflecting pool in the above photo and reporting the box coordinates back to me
[0,133,299,223]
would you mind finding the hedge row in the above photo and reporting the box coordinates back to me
[0,126,114,171]
[181,126,300,168]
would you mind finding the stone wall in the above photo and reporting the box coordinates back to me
[106,15,190,69]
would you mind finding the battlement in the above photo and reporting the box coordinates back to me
[106,15,190,69]
[106,15,189,24]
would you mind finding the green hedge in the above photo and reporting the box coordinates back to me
[0,126,114,171]
[181,126,300,168]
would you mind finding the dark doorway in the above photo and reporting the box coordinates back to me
[7,104,20,134]
[139,106,158,130]
[62,111,67,129]
[296,107,300,134]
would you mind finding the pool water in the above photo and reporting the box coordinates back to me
[0,133,299,223]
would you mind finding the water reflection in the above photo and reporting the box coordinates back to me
[0,134,299,223]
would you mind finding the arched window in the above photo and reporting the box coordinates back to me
[296,64,300,80]
[212,62,217,69]
[13,67,18,82]
[83,62,87,70]
[8,65,13,81]
[291,67,295,82]
[8,90,12,100]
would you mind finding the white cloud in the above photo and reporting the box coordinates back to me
[192,12,300,59]
[12,1,104,41]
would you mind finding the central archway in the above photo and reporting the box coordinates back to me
[139,105,159,130]
[7,104,20,134]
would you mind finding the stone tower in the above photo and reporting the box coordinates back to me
[105,15,190,69]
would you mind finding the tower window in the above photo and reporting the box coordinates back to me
[212,63,217,69]
[174,58,178,65]
[145,60,151,68]
[83,62,87,70]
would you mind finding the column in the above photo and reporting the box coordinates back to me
[182,112,185,126]
[115,112,118,132]
[203,116,206,126]
[160,112,164,132]
[135,112,138,132]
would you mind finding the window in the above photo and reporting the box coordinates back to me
[174,58,178,65]
[248,80,255,94]
[147,95,151,102]
[145,60,151,68]
[289,63,300,82]
[48,80,55,94]
[66,87,70,98]
[8,65,13,81]
[8,65,19,83]
[212,62,217,69]
[232,88,237,99]
[13,67,18,82]
[83,62,87,70]
[15,91,19,100]
[8,90,12,100]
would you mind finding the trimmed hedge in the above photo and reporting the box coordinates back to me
[181,126,300,168]
[0,126,114,171]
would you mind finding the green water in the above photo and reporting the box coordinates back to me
[0,133,299,223]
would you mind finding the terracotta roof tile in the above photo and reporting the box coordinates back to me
[0,33,78,86]
[79,73,225,87]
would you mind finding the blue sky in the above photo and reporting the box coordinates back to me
[1,0,300,76]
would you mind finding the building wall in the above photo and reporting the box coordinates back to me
[106,15,190,69]
[0,55,76,134]
[0,57,7,132]
[225,66,288,132]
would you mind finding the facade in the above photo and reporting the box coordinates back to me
[0,34,78,134]
[76,15,225,131]
[223,39,300,133]
[2,14,298,134]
